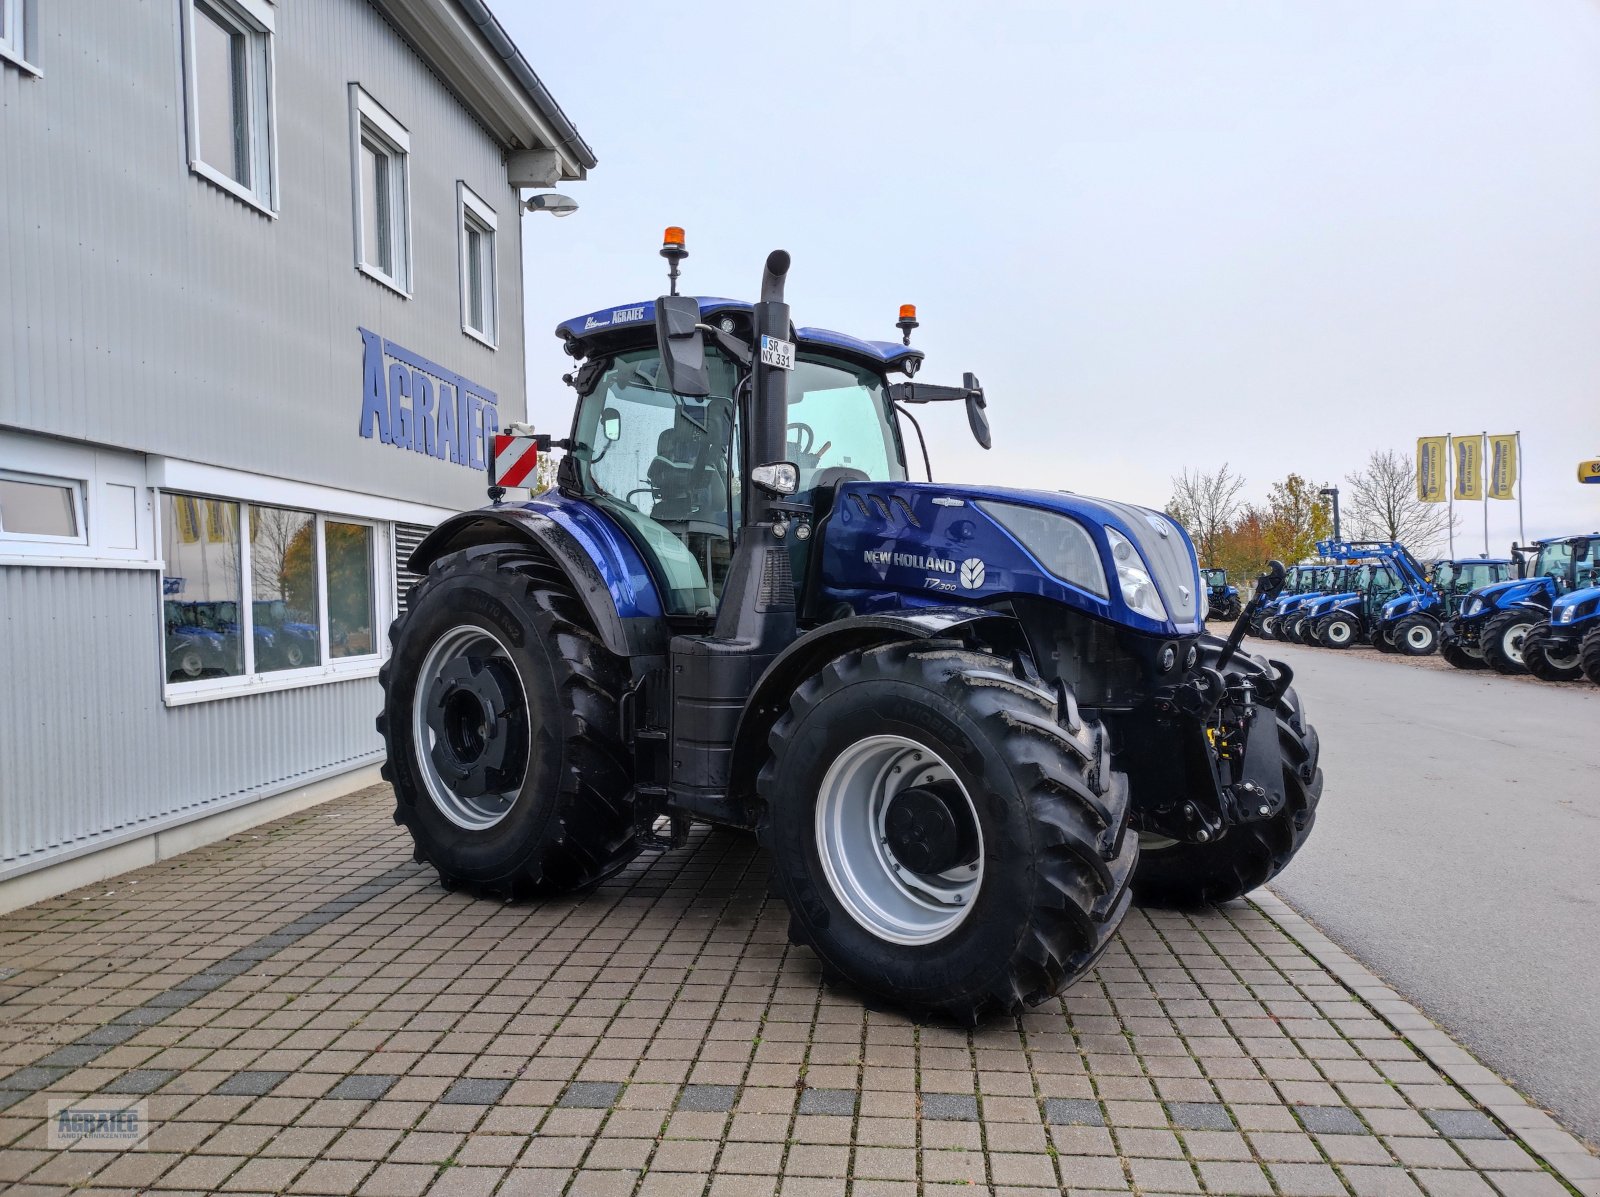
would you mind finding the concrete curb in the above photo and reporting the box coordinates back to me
[1254,888,1600,1197]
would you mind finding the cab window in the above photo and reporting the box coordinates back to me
[786,357,906,492]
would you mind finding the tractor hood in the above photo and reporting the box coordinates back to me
[1460,576,1555,618]
[1306,593,1360,618]
[1381,593,1428,620]
[1551,586,1600,627]
[818,481,1204,635]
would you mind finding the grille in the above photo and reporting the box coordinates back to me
[394,522,431,615]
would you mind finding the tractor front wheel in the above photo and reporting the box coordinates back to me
[1441,638,1485,670]
[1481,611,1537,675]
[759,641,1136,1022]
[1394,616,1439,656]
[1373,627,1399,653]
[1522,624,1583,682]
[378,544,639,898]
[1580,628,1600,685]
[1134,643,1322,908]
[1316,613,1359,649]
[1259,614,1279,639]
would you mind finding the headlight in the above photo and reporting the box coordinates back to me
[975,502,1108,597]
[1401,599,1419,614]
[1105,527,1169,621]
[1557,606,1575,624]
[1461,597,1482,616]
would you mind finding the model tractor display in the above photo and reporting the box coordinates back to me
[1202,568,1242,621]
[378,233,1323,1022]
[1372,557,1515,657]
[1302,540,1432,650]
[1442,534,1599,674]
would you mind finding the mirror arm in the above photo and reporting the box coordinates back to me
[696,324,753,367]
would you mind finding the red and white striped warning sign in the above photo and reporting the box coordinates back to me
[491,434,543,488]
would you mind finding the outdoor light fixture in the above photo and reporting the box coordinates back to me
[524,193,579,217]
[1320,486,1342,542]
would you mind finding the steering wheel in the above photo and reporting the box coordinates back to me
[786,422,814,454]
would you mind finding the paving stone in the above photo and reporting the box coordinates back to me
[797,1088,855,1116]
[1045,1097,1105,1126]
[1295,1104,1366,1134]
[215,1070,290,1097]
[558,1081,623,1109]
[442,1078,511,1106]
[1166,1101,1232,1130]
[103,1067,178,1094]
[327,1075,398,1101]
[1423,1109,1505,1140]
[921,1093,979,1121]
[678,1084,737,1112]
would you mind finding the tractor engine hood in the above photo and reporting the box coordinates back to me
[1466,577,1555,614]
[1550,586,1600,626]
[818,481,1204,635]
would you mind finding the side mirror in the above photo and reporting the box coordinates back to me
[964,372,991,450]
[655,295,711,397]
[600,408,622,443]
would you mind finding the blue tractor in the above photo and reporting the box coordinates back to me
[378,235,1323,1021]
[1202,567,1241,621]
[1521,557,1600,682]
[1371,557,1515,657]
[1255,564,1330,640]
[1302,540,1432,650]
[1442,534,1600,673]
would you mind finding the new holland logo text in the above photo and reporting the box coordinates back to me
[864,550,987,594]
[864,550,957,573]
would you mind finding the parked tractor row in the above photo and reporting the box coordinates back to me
[1226,533,1600,686]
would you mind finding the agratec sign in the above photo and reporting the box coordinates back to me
[358,328,498,471]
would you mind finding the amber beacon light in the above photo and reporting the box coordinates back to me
[896,303,919,345]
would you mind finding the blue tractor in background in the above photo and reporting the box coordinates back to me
[1442,534,1599,673]
[1202,567,1241,621]
[1371,557,1516,657]
[1301,540,1433,650]
[378,234,1323,1022]
[1523,583,1600,682]
[1255,563,1331,640]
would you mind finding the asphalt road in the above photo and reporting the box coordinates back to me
[1258,640,1600,1147]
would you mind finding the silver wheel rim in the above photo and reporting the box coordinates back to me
[413,625,529,831]
[1547,643,1582,671]
[1406,625,1433,650]
[1503,624,1530,665]
[814,734,983,945]
[1328,621,1352,645]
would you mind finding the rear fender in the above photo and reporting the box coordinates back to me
[408,499,668,658]
[725,607,1024,816]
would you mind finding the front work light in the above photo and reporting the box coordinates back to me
[1106,527,1170,622]
[752,462,800,495]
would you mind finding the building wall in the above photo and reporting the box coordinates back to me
[0,0,526,512]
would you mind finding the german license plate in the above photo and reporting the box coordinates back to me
[759,335,795,370]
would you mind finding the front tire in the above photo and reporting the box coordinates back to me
[1316,612,1359,649]
[378,543,639,898]
[759,641,1136,1022]
[1442,637,1486,670]
[1522,624,1583,682]
[1394,616,1438,656]
[1580,627,1600,685]
[1481,610,1537,675]
[1134,643,1322,908]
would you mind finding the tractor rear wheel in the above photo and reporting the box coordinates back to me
[1522,624,1583,682]
[758,641,1136,1022]
[1481,610,1537,675]
[1316,613,1359,649]
[1394,616,1439,656]
[1134,643,1322,908]
[1581,628,1600,685]
[378,543,639,898]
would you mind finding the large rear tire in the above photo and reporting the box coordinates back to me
[1134,646,1322,908]
[1481,610,1537,675]
[378,543,640,898]
[1394,616,1439,656]
[1441,638,1486,670]
[1522,624,1583,682]
[1581,627,1600,685]
[759,641,1136,1022]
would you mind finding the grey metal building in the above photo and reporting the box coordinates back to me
[0,0,593,908]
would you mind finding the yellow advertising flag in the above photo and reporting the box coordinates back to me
[1416,436,1448,503]
[1454,436,1483,501]
[1487,434,1517,500]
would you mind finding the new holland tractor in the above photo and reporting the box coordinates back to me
[1255,564,1330,640]
[1371,557,1514,656]
[1202,568,1241,621]
[1442,534,1599,673]
[1302,541,1432,650]
[376,233,1324,1022]
[1523,583,1600,682]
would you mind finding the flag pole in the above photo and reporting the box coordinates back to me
[1481,431,1489,556]
[1447,435,1455,558]
[1516,430,1525,547]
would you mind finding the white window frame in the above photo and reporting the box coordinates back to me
[180,0,278,216]
[0,469,87,546]
[0,0,39,75]
[457,182,498,348]
[0,432,155,567]
[349,85,413,297]
[158,492,395,706]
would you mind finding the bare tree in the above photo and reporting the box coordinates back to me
[1166,464,1246,565]
[1343,449,1454,554]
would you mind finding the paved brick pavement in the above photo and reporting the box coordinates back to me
[0,784,1593,1196]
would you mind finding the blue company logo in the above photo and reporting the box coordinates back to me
[358,329,498,471]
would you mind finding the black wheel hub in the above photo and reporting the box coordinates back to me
[426,655,526,799]
[883,780,978,875]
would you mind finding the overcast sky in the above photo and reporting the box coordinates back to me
[505,0,1600,550]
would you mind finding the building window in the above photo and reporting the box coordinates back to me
[182,0,277,213]
[0,0,37,74]
[458,184,498,346]
[350,86,411,295]
[0,472,85,543]
[161,492,386,695]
